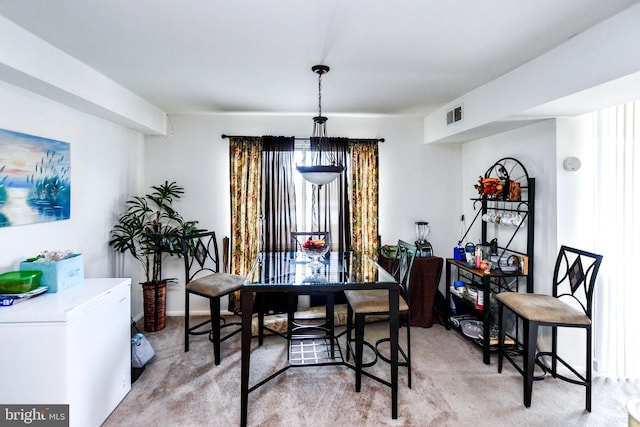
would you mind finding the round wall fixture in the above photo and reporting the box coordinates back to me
[563,156,581,171]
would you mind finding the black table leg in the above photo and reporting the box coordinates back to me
[482,276,491,365]
[257,293,265,346]
[445,261,452,330]
[327,293,335,358]
[389,285,399,419]
[240,290,253,427]
[355,313,364,392]
[287,292,296,361]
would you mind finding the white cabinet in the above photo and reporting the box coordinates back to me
[0,278,132,427]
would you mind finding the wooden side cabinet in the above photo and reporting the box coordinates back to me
[379,255,444,328]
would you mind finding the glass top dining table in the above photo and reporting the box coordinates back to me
[244,251,396,288]
[240,251,401,427]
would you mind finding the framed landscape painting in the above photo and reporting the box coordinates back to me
[0,128,71,227]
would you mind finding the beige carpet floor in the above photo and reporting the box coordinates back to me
[104,316,639,426]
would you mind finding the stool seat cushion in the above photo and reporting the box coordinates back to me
[186,273,244,297]
[344,289,409,315]
[496,292,590,326]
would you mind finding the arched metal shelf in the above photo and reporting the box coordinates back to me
[446,157,535,365]
[465,157,535,278]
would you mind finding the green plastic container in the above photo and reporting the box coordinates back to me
[0,271,42,294]
[380,245,398,259]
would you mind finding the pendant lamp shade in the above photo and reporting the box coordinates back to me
[296,164,344,186]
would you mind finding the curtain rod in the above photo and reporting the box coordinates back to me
[221,134,384,143]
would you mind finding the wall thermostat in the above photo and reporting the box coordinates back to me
[563,156,581,172]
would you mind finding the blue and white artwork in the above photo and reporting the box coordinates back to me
[0,128,71,227]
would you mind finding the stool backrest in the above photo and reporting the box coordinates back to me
[553,245,603,318]
[181,231,220,283]
[392,240,418,302]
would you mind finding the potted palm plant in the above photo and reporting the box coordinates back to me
[109,181,199,332]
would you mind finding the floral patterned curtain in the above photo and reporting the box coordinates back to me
[349,140,379,258]
[228,137,261,312]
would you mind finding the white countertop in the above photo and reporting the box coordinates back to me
[0,278,131,323]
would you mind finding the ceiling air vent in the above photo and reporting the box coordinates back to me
[446,105,463,125]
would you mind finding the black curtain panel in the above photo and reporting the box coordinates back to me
[260,136,296,313]
[261,136,296,253]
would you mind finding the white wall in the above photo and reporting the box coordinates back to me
[556,115,596,250]
[0,81,146,314]
[145,113,462,315]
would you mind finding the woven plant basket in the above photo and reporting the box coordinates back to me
[142,281,167,332]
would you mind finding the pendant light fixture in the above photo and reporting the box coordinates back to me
[296,64,344,186]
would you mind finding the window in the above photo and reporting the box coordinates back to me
[293,141,313,232]
[293,140,344,249]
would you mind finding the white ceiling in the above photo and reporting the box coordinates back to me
[0,0,638,117]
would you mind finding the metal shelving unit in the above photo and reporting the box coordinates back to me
[446,157,535,364]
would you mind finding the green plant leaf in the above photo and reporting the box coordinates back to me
[108,181,200,284]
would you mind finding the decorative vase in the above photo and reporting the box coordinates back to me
[142,281,167,332]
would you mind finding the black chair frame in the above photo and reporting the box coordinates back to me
[182,231,242,365]
[497,245,603,411]
[345,239,418,389]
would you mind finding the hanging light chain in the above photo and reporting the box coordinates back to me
[311,65,329,139]
[318,70,323,119]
